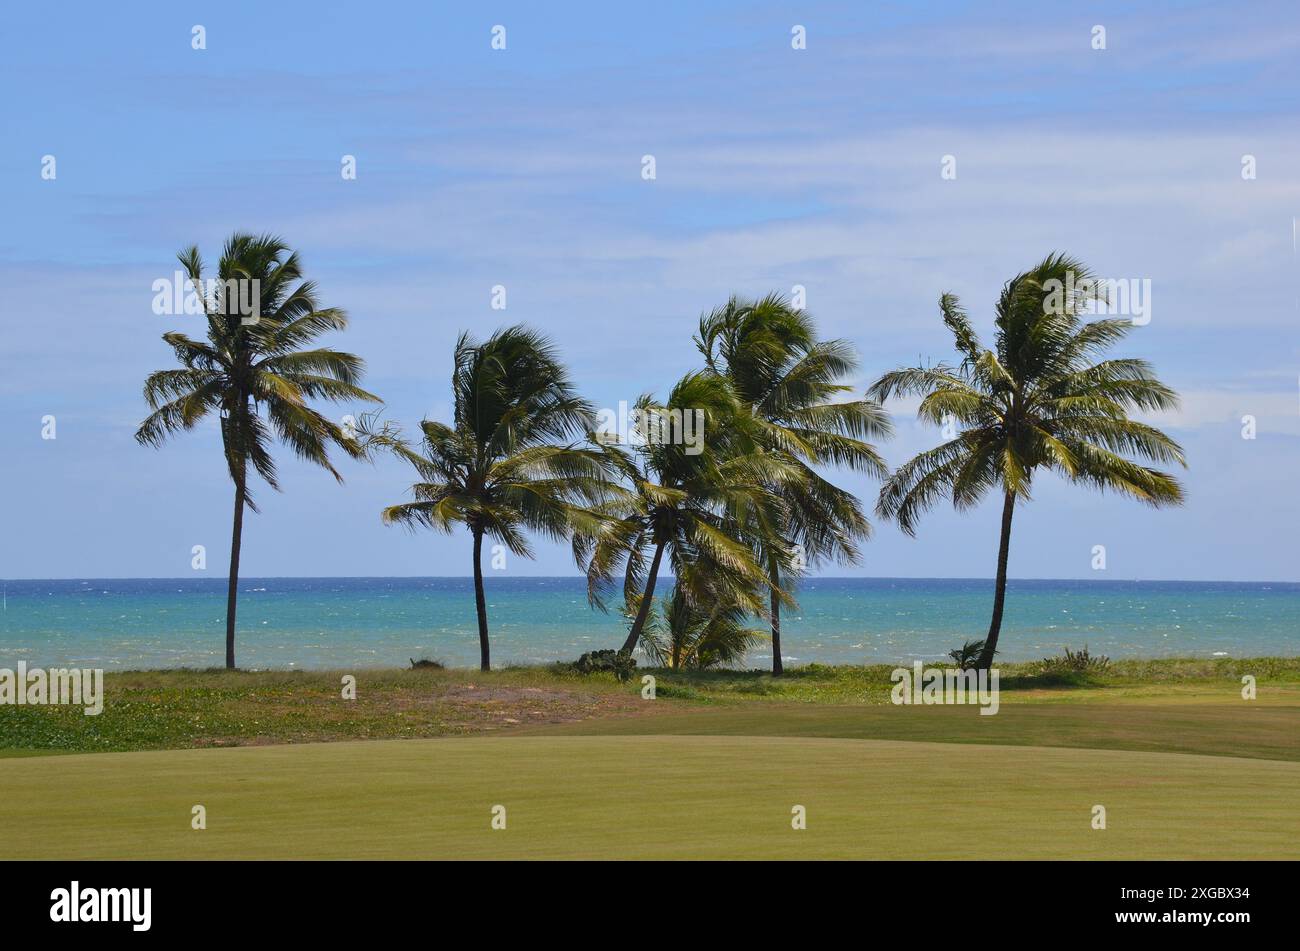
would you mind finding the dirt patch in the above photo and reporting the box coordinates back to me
[437,683,592,704]
[430,683,658,731]
[191,679,665,749]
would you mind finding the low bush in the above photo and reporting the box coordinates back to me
[572,649,637,683]
[1039,645,1110,674]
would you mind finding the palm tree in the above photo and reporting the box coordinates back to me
[869,253,1186,669]
[136,233,379,669]
[380,327,612,671]
[697,294,891,674]
[639,586,766,670]
[580,373,791,656]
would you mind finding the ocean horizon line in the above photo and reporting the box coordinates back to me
[3,575,1297,586]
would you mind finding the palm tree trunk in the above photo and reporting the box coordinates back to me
[977,491,1016,670]
[224,478,246,670]
[472,528,491,671]
[769,554,784,676]
[620,540,666,654]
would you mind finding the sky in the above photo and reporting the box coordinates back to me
[1,1,1298,582]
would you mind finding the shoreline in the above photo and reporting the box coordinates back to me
[5,651,1300,674]
[5,648,1299,675]
[7,574,1300,584]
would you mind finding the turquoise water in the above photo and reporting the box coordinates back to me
[1,577,1296,669]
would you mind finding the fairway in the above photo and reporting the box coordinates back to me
[3,734,1297,860]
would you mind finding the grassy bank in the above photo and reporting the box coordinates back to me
[2,656,1297,756]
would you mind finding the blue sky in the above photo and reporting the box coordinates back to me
[2,1,1298,581]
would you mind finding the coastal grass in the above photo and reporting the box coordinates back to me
[2,734,1297,860]
[644,655,1300,705]
[0,666,638,755]
[2,657,1298,757]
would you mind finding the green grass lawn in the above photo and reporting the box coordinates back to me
[2,658,1297,859]
[3,734,1296,859]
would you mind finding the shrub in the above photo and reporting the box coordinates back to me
[1039,645,1110,674]
[573,649,637,683]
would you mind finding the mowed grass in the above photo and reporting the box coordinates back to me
[2,734,1297,859]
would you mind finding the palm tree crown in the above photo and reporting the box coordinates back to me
[639,586,766,670]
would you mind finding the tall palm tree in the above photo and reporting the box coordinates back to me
[639,586,766,670]
[380,327,612,671]
[869,253,1186,669]
[136,233,379,669]
[697,294,891,674]
[580,373,792,656]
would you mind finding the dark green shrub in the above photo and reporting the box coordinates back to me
[1039,645,1110,673]
[574,649,637,683]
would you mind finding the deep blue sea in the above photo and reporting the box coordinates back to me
[1,577,1296,670]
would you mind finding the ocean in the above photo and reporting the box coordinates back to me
[1,577,1296,670]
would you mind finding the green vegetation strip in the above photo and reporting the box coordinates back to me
[1,658,1297,757]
